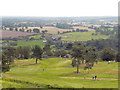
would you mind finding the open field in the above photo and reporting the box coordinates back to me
[58,32,110,41]
[2,30,38,38]
[6,26,95,34]
[15,40,44,48]
[2,58,119,88]
[73,26,95,31]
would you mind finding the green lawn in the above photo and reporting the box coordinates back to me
[2,58,119,88]
[58,32,110,41]
[16,40,44,48]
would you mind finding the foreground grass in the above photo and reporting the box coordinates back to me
[2,58,119,88]
[58,32,110,41]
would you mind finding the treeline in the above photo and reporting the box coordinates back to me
[89,25,117,36]
[2,42,120,73]
[56,23,73,29]
[58,28,88,34]
[2,27,49,34]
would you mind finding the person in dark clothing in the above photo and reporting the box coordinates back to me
[92,76,94,80]
[95,76,97,80]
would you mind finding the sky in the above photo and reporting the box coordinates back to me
[0,0,119,17]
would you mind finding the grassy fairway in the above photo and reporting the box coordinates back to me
[2,58,119,88]
[58,32,110,41]
[16,40,44,48]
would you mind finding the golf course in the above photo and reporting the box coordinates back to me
[2,58,119,88]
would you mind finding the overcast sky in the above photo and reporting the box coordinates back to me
[0,0,119,17]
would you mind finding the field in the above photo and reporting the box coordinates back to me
[16,40,44,48]
[6,26,95,34]
[58,32,110,41]
[73,26,95,31]
[2,30,38,38]
[2,58,119,88]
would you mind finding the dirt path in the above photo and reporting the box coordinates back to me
[59,77,119,80]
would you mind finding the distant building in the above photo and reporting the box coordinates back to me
[43,40,47,43]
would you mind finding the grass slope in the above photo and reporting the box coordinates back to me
[2,58,119,88]
[16,40,44,48]
[58,32,110,41]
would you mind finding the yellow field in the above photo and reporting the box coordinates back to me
[6,26,95,34]
[73,26,95,31]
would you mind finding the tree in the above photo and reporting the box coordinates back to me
[116,52,120,62]
[23,46,31,59]
[25,26,28,29]
[16,46,24,59]
[54,49,67,57]
[57,31,60,34]
[15,28,18,31]
[66,43,73,50]
[33,45,43,64]
[72,59,76,67]
[56,23,72,29]
[44,30,48,33]
[100,47,116,61]
[71,43,86,73]
[33,28,40,33]
[2,54,10,73]
[84,47,97,73]
[4,47,16,65]
[16,46,31,59]
[43,43,52,56]
[9,27,13,31]
[42,31,45,34]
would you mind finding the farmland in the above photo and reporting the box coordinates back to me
[2,30,38,38]
[73,26,95,31]
[16,40,44,48]
[58,31,110,41]
[6,26,95,34]
[2,58,119,88]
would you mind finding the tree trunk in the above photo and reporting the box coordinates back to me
[77,64,79,73]
[82,60,84,64]
[96,61,98,64]
[77,59,80,73]
[36,58,38,64]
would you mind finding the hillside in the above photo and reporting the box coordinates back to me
[2,58,119,88]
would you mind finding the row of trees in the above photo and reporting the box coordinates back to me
[89,26,117,36]
[71,43,120,73]
[2,27,48,34]
[58,29,88,34]
[2,42,120,73]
